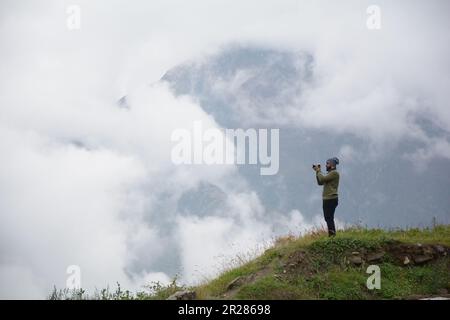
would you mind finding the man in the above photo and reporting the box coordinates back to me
[313,157,340,237]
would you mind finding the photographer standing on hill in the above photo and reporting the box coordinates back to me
[313,157,340,237]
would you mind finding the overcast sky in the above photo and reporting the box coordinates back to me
[0,0,449,298]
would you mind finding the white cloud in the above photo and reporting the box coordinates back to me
[0,0,448,298]
[175,194,322,285]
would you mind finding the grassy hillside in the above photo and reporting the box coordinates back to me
[194,225,450,300]
[49,225,450,300]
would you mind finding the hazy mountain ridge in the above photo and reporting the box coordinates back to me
[160,45,450,228]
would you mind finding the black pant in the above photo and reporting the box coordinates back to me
[323,198,338,236]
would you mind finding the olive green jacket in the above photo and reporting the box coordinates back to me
[316,169,339,200]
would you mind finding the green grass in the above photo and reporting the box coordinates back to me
[337,225,450,246]
[48,225,450,300]
[195,261,261,299]
[221,260,450,300]
[195,225,450,300]
[48,278,186,300]
[306,267,370,300]
[236,275,307,300]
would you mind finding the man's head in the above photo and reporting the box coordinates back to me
[326,157,339,172]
